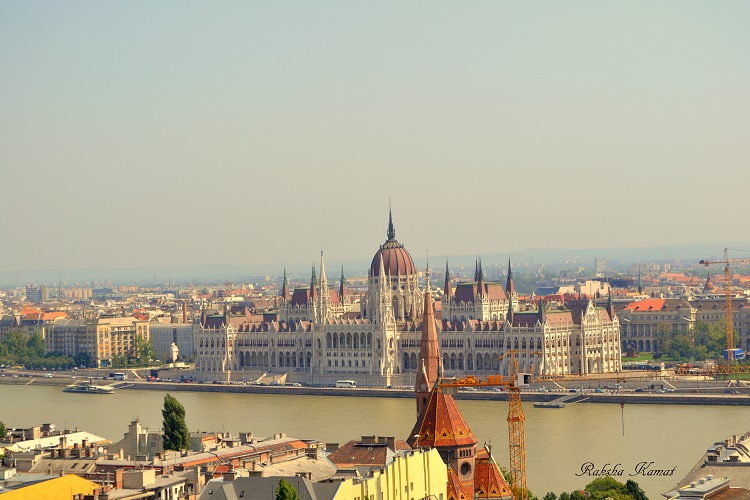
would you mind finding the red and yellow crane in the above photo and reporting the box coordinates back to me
[439,351,533,500]
[699,248,750,362]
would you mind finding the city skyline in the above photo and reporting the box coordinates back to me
[2,2,748,274]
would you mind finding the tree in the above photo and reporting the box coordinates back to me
[625,480,648,500]
[543,493,558,500]
[276,478,300,500]
[162,394,190,451]
[0,421,6,439]
[135,334,155,366]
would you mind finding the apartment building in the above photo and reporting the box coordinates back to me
[44,317,149,366]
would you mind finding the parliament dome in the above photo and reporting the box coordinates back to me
[370,211,416,277]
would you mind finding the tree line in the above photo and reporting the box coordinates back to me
[0,330,155,369]
[651,320,743,362]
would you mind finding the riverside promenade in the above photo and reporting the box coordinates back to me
[2,369,750,406]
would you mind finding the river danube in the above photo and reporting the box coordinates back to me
[1,384,745,498]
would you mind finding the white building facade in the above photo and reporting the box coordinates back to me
[193,213,622,385]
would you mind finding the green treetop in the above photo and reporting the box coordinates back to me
[162,393,190,451]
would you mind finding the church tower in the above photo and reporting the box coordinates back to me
[415,274,440,417]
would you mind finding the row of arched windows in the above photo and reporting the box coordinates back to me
[325,332,373,349]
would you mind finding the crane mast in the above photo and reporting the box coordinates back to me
[507,371,527,499]
[700,248,738,361]
[439,351,530,500]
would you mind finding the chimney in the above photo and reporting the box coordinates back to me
[115,469,123,489]
[384,437,395,451]
[223,470,238,482]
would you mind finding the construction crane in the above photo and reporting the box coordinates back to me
[439,351,533,500]
[699,248,750,362]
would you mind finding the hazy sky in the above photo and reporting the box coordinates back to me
[1,2,748,274]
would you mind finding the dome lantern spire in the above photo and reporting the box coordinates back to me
[387,203,396,241]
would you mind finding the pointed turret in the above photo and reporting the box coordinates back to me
[505,258,516,297]
[415,284,440,417]
[444,260,452,301]
[637,267,643,294]
[474,258,479,282]
[607,289,616,321]
[310,264,318,301]
[477,259,485,298]
[387,205,396,241]
[376,255,393,324]
[339,266,347,300]
[280,268,290,302]
[538,297,546,324]
[319,251,330,322]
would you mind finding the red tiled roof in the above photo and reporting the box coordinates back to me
[327,438,409,468]
[408,388,478,449]
[474,448,513,499]
[447,468,473,500]
[453,283,507,304]
[290,287,312,306]
[623,298,666,311]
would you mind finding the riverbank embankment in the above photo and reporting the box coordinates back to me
[2,373,750,406]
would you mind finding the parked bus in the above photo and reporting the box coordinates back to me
[335,380,356,388]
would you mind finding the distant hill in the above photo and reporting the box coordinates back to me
[2,241,747,287]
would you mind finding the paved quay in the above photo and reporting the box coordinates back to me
[2,372,749,405]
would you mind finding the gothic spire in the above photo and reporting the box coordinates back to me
[387,204,396,240]
[607,287,616,321]
[444,260,452,300]
[281,267,290,301]
[477,258,485,297]
[310,263,318,300]
[415,284,440,417]
[506,258,516,296]
[339,265,347,299]
[538,297,545,323]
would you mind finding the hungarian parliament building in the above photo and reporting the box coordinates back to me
[194,213,622,385]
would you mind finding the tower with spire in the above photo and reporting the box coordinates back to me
[415,272,440,417]
[280,267,290,302]
[444,260,453,301]
[319,251,331,323]
[506,258,518,308]
[339,266,347,301]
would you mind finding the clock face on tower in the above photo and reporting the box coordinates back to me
[420,383,428,390]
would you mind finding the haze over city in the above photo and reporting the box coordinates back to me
[2,2,748,278]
